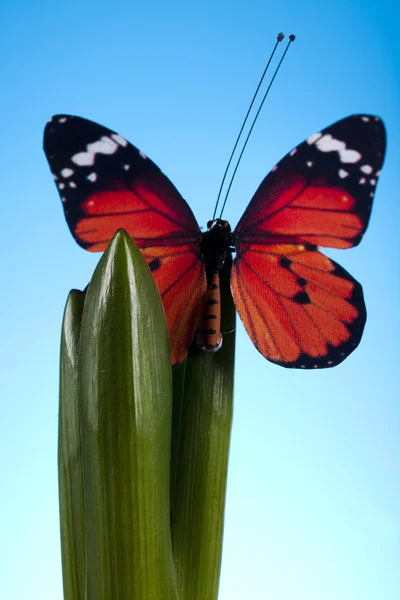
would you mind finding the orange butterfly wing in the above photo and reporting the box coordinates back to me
[44,115,206,365]
[231,115,386,367]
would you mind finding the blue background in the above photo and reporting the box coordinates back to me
[1,1,398,598]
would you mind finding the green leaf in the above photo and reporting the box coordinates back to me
[171,257,236,600]
[59,290,86,600]
[79,229,177,600]
[170,358,187,515]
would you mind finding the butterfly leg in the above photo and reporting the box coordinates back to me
[196,271,223,352]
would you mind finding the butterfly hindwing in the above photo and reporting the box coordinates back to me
[231,243,366,367]
[44,114,206,366]
[232,115,385,367]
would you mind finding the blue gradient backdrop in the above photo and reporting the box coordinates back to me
[1,1,398,599]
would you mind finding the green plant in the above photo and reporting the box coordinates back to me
[59,229,235,599]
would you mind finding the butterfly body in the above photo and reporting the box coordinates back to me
[44,113,385,368]
[196,219,235,351]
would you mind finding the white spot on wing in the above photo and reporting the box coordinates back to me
[307,132,322,145]
[339,169,349,178]
[61,168,74,178]
[58,117,67,123]
[123,164,131,171]
[139,150,147,159]
[360,164,373,174]
[72,135,122,167]
[87,172,97,182]
[339,149,362,163]
[370,178,376,186]
[306,161,313,167]
[72,152,95,166]
[58,183,65,190]
[316,134,345,152]
[69,181,76,188]
[315,134,361,163]
[111,133,128,147]
[359,177,366,184]
[361,116,370,122]
[87,136,118,155]
[290,148,297,156]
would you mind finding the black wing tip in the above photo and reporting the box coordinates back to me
[44,114,95,135]
[339,114,386,136]
[45,114,75,127]
[43,115,76,149]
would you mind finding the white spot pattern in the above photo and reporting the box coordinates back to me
[139,150,147,159]
[87,172,97,182]
[88,137,118,155]
[111,134,128,147]
[61,168,74,178]
[307,132,322,145]
[339,149,362,163]
[314,134,362,163]
[71,135,119,167]
[72,152,95,167]
[316,134,345,152]
[360,164,373,174]
[339,169,349,178]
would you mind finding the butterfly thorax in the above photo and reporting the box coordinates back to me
[200,219,235,274]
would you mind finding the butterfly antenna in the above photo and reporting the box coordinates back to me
[219,34,296,219]
[212,32,285,220]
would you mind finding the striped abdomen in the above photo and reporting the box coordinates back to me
[196,271,223,352]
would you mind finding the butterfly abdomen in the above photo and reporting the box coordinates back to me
[196,271,223,352]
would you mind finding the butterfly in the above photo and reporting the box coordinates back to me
[44,114,385,368]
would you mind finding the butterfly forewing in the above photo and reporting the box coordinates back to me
[44,114,206,366]
[232,115,386,367]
